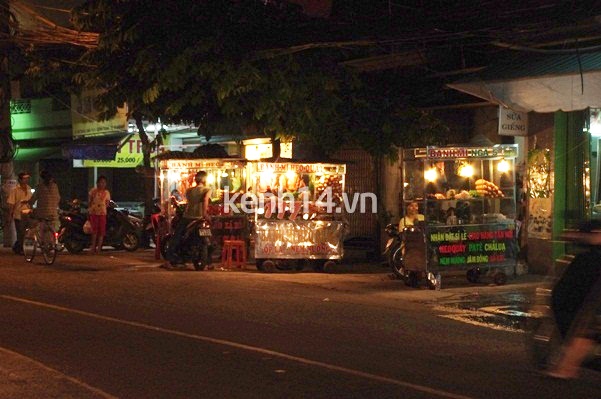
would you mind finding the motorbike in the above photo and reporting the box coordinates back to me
[383,223,437,288]
[383,223,406,279]
[59,200,142,253]
[529,224,601,377]
[160,217,212,270]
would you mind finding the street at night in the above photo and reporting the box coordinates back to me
[2,1,601,397]
[0,250,600,398]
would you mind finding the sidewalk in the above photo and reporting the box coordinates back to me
[0,246,164,271]
[0,347,113,399]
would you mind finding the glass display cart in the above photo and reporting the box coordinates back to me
[158,157,250,260]
[401,144,519,287]
[248,160,347,272]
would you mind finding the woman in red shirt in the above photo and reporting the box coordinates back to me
[88,176,111,253]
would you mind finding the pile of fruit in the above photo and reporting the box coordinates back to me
[315,174,343,198]
[475,179,504,197]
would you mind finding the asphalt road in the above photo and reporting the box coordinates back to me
[0,250,599,398]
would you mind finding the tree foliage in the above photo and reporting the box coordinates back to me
[24,0,450,162]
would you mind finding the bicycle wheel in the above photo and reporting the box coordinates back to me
[41,228,58,265]
[23,229,36,262]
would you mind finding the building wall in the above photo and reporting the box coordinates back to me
[525,113,555,274]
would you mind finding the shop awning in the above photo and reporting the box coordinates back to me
[447,52,601,112]
[62,133,130,160]
[13,146,62,162]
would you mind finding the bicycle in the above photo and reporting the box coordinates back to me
[23,216,59,265]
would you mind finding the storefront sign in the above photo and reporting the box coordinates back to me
[82,135,144,168]
[426,145,517,160]
[254,219,344,259]
[160,159,246,170]
[427,224,518,267]
[527,197,552,240]
[498,107,528,136]
[71,90,128,138]
[256,162,345,174]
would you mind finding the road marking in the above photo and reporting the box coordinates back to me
[0,346,117,399]
[2,294,472,399]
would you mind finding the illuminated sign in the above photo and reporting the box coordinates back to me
[256,162,346,174]
[428,225,517,267]
[160,159,246,170]
[82,135,143,168]
[426,145,517,160]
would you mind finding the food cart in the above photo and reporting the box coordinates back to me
[401,144,519,287]
[158,157,250,259]
[248,159,347,271]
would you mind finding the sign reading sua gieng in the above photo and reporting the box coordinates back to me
[427,224,517,267]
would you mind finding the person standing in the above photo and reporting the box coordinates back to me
[398,201,425,229]
[29,170,61,226]
[167,171,211,265]
[88,176,111,253]
[7,172,32,254]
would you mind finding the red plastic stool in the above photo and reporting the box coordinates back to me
[221,240,247,268]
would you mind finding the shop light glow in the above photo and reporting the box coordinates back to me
[285,170,297,181]
[261,170,274,183]
[207,174,216,184]
[458,163,474,178]
[497,159,510,173]
[424,167,438,182]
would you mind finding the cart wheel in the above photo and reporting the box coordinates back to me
[426,280,436,290]
[256,259,265,271]
[262,260,276,273]
[493,272,507,285]
[405,271,419,288]
[322,261,336,273]
[467,268,481,283]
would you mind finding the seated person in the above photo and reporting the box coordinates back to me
[399,201,425,229]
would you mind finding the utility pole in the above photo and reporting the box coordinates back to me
[0,0,16,247]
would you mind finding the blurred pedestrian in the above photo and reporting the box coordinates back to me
[88,176,111,253]
[7,172,32,254]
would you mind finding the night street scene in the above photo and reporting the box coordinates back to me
[2,0,601,398]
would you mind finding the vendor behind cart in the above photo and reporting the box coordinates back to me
[399,201,425,230]
[166,171,212,264]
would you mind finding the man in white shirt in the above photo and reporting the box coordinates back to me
[7,172,33,254]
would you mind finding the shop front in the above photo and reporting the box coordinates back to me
[448,52,601,275]
[401,144,518,286]
[158,157,249,259]
[248,160,347,271]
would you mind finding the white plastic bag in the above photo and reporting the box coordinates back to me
[83,220,92,234]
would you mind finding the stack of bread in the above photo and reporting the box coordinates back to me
[475,179,504,197]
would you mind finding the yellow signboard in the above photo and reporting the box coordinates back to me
[71,90,128,138]
[82,135,144,168]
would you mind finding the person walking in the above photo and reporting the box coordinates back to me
[7,172,32,254]
[29,170,61,226]
[88,176,111,253]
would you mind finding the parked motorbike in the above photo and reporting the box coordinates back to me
[383,223,406,279]
[529,224,601,377]
[160,218,212,270]
[59,200,142,253]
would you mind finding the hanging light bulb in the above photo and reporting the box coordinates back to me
[424,167,438,182]
[207,173,216,185]
[458,163,474,178]
[497,159,510,173]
